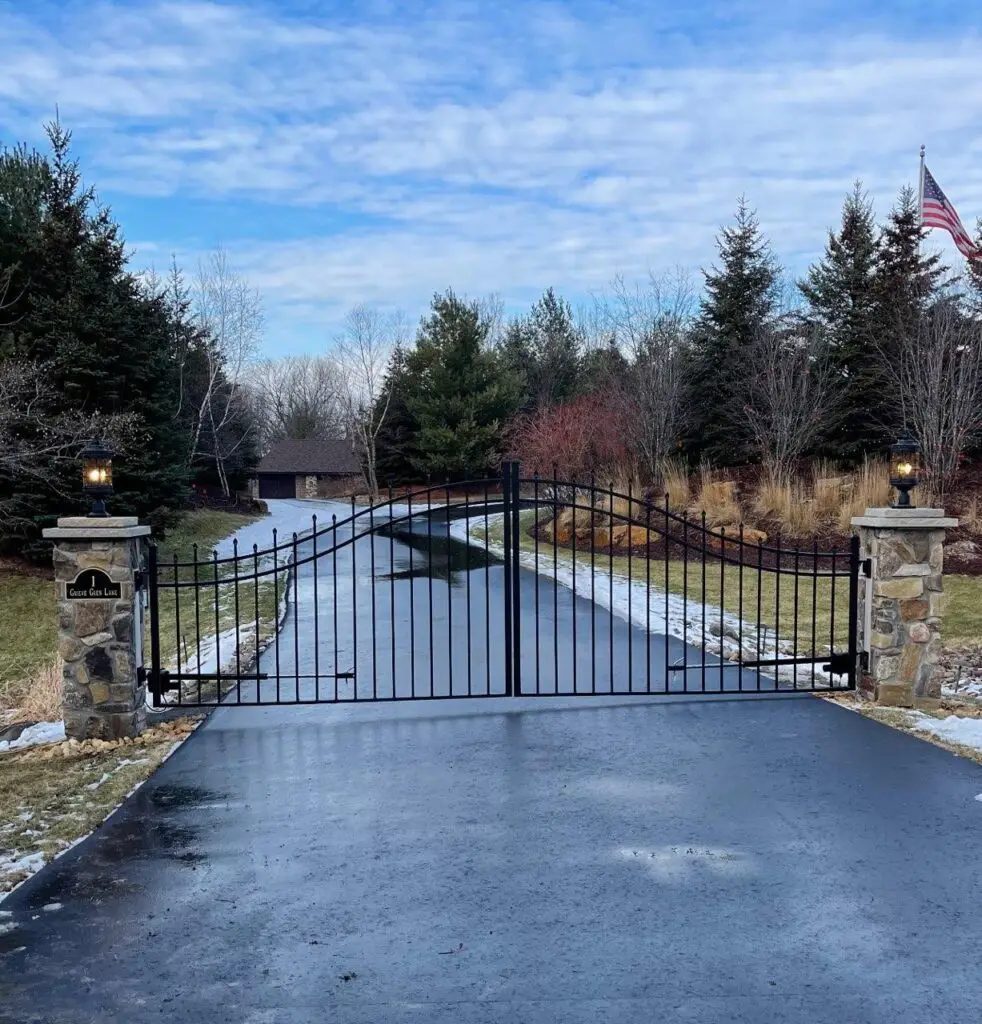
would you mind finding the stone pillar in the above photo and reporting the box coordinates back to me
[42,517,151,740]
[851,507,958,707]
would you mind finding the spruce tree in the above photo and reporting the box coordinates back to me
[799,182,880,461]
[499,288,582,412]
[407,291,520,478]
[869,185,949,443]
[499,317,534,412]
[687,198,781,465]
[525,287,582,408]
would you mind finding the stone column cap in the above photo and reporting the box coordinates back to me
[852,507,958,529]
[43,516,151,540]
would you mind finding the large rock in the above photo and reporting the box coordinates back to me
[551,506,599,545]
[946,540,978,559]
[706,525,767,549]
[611,524,653,549]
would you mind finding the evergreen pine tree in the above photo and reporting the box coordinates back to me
[407,291,520,478]
[965,218,982,313]
[499,317,534,412]
[687,198,781,465]
[499,288,582,412]
[526,287,581,408]
[0,123,213,551]
[875,186,948,327]
[869,185,949,442]
[799,182,880,460]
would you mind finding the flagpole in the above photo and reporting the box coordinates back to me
[917,144,926,232]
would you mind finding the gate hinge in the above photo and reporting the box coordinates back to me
[134,569,146,591]
[861,558,872,577]
[822,652,854,677]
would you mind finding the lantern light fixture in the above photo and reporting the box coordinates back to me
[889,435,921,509]
[80,440,114,518]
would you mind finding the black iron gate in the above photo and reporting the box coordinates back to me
[146,463,860,707]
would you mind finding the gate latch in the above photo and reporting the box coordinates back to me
[822,653,853,677]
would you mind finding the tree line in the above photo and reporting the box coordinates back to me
[4,120,982,564]
[367,185,982,500]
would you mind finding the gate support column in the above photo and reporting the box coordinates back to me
[42,517,151,740]
[851,507,957,707]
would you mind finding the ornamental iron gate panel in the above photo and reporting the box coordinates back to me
[145,464,859,707]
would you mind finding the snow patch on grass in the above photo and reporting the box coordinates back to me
[0,721,65,753]
[911,713,982,753]
[452,513,831,687]
[942,679,982,699]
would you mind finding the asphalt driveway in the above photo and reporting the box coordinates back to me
[2,694,982,1023]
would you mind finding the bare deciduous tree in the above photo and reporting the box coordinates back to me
[246,355,346,451]
[477,293,506,348]
[336,305,407,500]
[741,320,840,482]
[0,362,135,529]
[886,298,982,499]
[606,270,694,481]
[193,247,263,495]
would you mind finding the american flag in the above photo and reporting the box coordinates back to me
[921,166,981,260]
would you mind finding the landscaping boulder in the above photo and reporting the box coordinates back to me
[611,523,653,549]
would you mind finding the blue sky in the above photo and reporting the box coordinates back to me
[1,0,981,355]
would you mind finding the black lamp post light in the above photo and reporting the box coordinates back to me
[889,435,921,509]
[80,440,114,518]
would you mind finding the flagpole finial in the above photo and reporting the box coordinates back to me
[920,144,926,159]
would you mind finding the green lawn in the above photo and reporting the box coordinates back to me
[478,512,982,656]
[0,509,262,708]
[0,574,57,701]
[940,575,982,646]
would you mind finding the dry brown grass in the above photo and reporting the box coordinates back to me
[659,459,691,513]
[14,658,63,723]
[837,458,892,533]
[754,476,820,537]
[754,476,793,521]
[691,465,741,526]
[812,461,847,518]
[961,494,982,534]
[784,490,819,538]
[0,716,202,892]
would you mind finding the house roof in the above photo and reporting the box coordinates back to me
[256,438,363,476]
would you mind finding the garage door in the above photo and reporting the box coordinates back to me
[257,474,296,499]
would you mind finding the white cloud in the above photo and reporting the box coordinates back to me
[2,1,981,349]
